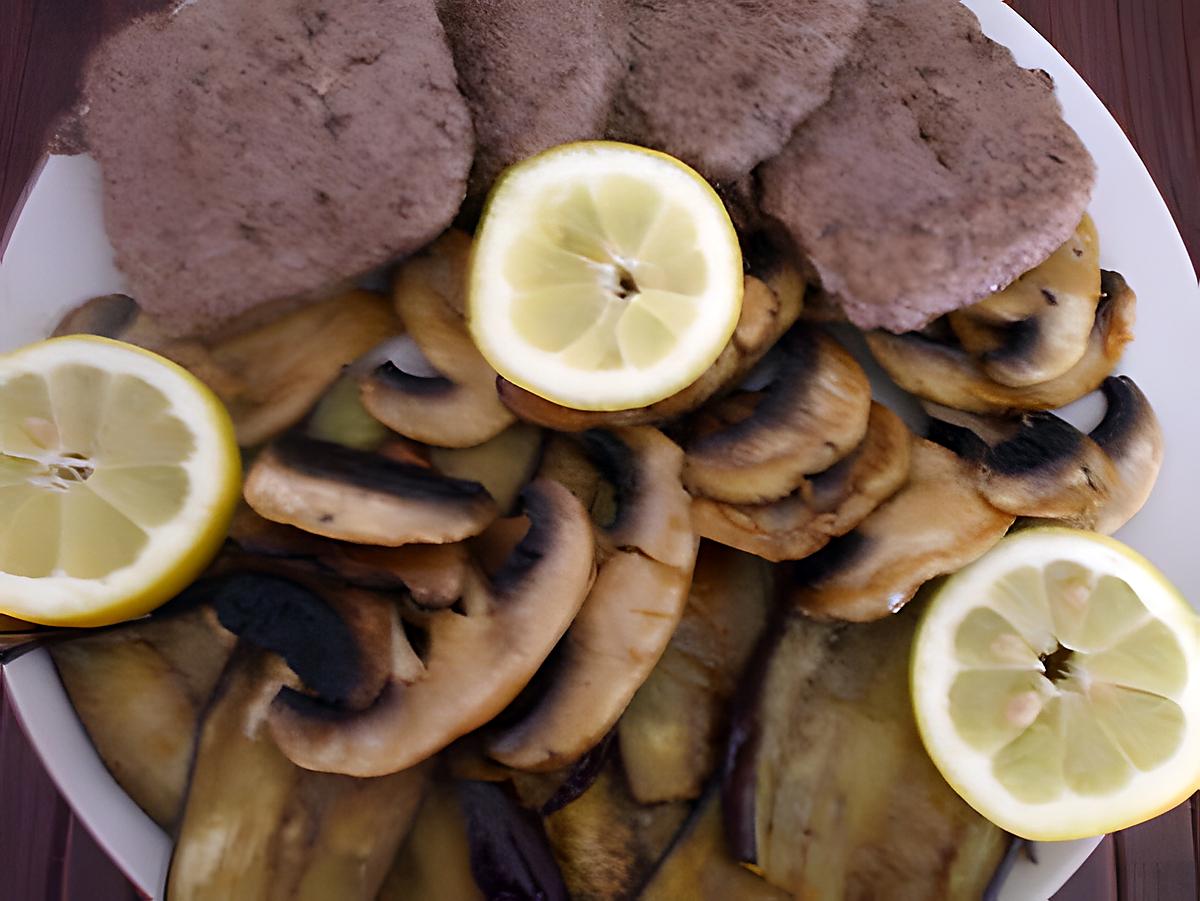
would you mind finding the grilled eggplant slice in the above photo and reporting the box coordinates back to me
[167,651,428,901]
[378,782,484,901]
[722,609,1008,899]
[619,543,773,804]
[51,606,233,827]
[543,764,690,901]
[641,790,789,901]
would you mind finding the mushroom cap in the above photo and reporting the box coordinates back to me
[693,402,911,561]
[865,270,1135,414]
[243,433,498,546]
[267,479,595,776]
[1082,376,1164,534]
[684,326,872,503]
[926,407,1117,525]
[790,437,1014,622]
[496,273,803,430]
[948,215,1101,387]
[360,364,516,449]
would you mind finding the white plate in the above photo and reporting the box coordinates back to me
[1,1,1197,897]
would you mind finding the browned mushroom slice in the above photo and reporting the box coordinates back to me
[244,433,497,545]
[267,479,595,776]
[1080,376,1164,534]
[721,610,1008,897]
[925,406,1117,526]
[692,402,910,561]
[948,215,1101,387]
[866,270,1136,414]
[360,363,516,449]
[52,290,400,446]
[428,423,544,514]
[496,271,804,430]
[487,428,697,772]
[167,651,429,901]
[684,326,872,504]
[619,543,774,805]
[791,437,1015,622]
[51,606,234,827]
[363,231,515,448]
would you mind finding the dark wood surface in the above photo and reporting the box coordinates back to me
[1,1,1198,899]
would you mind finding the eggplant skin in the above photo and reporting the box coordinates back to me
[457,781,568,901]
[722,609,1008,900]
[166,650,427,901]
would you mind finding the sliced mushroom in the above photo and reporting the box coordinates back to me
[790,437,1015,622]
[865,270,1136,414]
[244,433,498,546]
[925,406,1117,525]
[692,402,911,561]
[683,326,872,503]
[1081,376,1164,534]
[52,290,399,446]
[226,505,468,608]
[487,427,697,771]
[199,567,402,712]
[496,271,803,430]
[948,215,1100,387]
[267,479,595,776]
[428,423,544,514]
[363,231,514,447]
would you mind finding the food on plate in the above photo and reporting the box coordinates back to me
[0,336,240,626]
[790,437,1016,621]
[243,433,498,546]
[682,326,873,504]
[948,215,1101,387]
[761,0,1094,332]
[866,270,1136,413]
[441,0,866,187]
[468,141,744,411]
[692,401,911,561]
[11,0,1194,893]
[496,270,804,431]
[360,230,516,448]
[912,528,1200,840]
[51,606,234,827]
[487,427,697,771]
[265,480,594,776]
[619,544,774,804]
[54,290,398,447]
[167,651,428,900]
[723,607,1008,897]
[640,790,790,901]
[74,0,473,336]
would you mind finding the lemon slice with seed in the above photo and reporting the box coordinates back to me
[0,336,240,627]
[468,141,743,411]
[912,527,1200,841]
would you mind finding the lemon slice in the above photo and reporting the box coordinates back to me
[468,141,743,411]
[0,336,241,627]
[912,527,1200,841]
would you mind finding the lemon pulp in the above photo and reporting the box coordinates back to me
[912,527,1200,841]
[0,336,240,626]
[469,141,743,411]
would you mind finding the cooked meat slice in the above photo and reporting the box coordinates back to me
[78,0,473,335]
[608,0,868,181]
[760,0,1095,333]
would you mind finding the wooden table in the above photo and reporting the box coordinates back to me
[2,2,1198,898]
